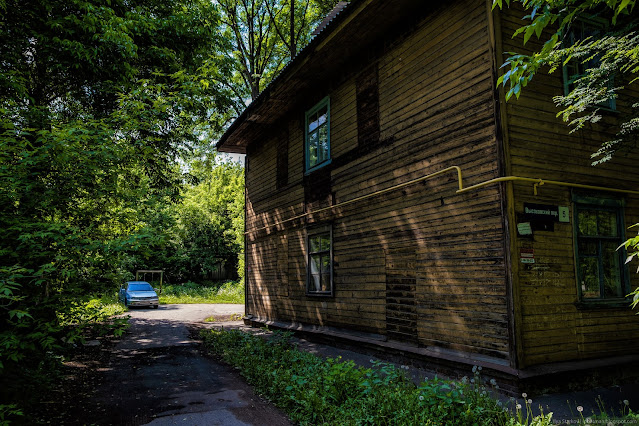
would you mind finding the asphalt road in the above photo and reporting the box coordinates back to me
[85,304,293,426]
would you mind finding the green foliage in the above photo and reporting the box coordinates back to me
[619,224,639,310]
[217,0,343,111]
[177,157,245,281]
[202,329,639,425]
[492,0,638,163]
[0,0,234,414]
[0,404,23,426]
[201,328,514,425]
[57,293,129,343]
[159,280,244,304]
[128,154,245,283]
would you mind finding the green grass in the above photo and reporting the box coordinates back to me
[58,292,127,326]
[96,292,128,316]
[204,313,244,322]
[159,280,244,304]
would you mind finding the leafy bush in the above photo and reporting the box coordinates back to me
[0,404,23,426]
[201,329,511,425]
[202,329,639,425]
[159,280,244,304]
[57,292,129,343]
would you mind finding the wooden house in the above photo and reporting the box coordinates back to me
[216,0,639,390]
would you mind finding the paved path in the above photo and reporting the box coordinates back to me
[86,304,293,426]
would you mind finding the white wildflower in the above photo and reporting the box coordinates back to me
[522,392,527,398]
[516,404,522,410]
[527,399,532,404]
[419,395,424,401]
[577,406,583,412]
[472,365,477,373]
[623,400,629,406]
[490,379,497,386]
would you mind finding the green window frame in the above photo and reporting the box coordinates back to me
[573,195,628,302]
[305,97,331,173]
[562,17,616,110]
[306,226,333,296]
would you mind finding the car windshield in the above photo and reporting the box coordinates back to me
[128,283,154,292]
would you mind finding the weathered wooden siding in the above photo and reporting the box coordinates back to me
[245,0,511,363]
[498,5,639,367]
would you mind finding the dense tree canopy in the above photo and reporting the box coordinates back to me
[132,156,245,284]
[0,0,233,382]
[0,0,341,417]
[217,0,343,115]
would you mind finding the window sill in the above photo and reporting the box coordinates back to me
[305,292,334,298]
[575,298,632,310]
[305,159,332,175]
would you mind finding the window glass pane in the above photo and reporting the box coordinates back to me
[575,201,623,301]
[309,273,321,292]
[578,240,597,256]
[565,20,613,109]
[308,132,318,167]
[578,210,597,236]
[597,210,617,237]
[320,274,330,292]
[321,255,330,274]
[308,112,318,132]
[317,106,327,126]
[579,256,600,298]
[308,230,332,294]
[318,125,328,163]
[306,99,330,171]
[582,22,602,39]
[320,234,330,251]
[602,242,622,298]
[310,254,321,275]
[310,236,321,253]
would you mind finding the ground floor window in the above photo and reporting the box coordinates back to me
[574,195,627,301]
[307,226,333,296]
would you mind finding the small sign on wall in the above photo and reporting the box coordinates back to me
[524,203,570,223]
[520,248,535,264]
[517,222,532,236]
[524,203,560,220]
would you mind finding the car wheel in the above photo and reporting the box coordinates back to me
[153,305,159,309]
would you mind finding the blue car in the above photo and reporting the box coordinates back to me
[119,281,159,309]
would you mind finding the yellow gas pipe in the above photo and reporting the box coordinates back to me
[246,166,639,235]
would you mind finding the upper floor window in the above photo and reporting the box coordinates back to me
[562,18,615,110]
[305,97,330,172]
[574,195,627,301]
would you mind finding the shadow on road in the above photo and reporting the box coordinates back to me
[36,304,291,426]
